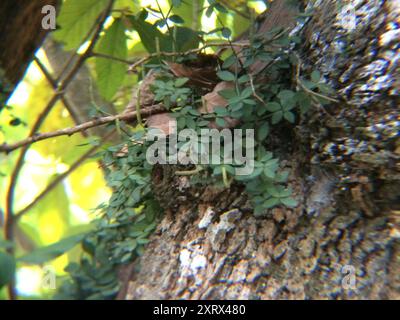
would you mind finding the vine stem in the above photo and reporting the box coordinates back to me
[128,41,251,71]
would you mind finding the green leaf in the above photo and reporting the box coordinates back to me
[284,111,295,123]
[215,117,226,127]
[19,234,86,264]
[278,188,292,198]
[238,74,250,84]
[0,239,13,250]
[278,90,296,110]
[206,6,214,18]
[265,102,281,112]
[95,19,128,100]
[217,71,236,82]
[278,90,295,101]
[271,111,283,124]
[280,197,298,208]
[169,14,185,24]
[175,77,189,87]
[174,27,201,52]
[0,251,15,288]
[218,89,237,99]
[263,167,276,179]
[263,197,279,209]
[221,27,232,39]
[302,80,317,90]
[214,107,229,116]
[240,87,253,99]
[54,0,109,50]
[172,0,183,7]
[275,171,289,183]
[222,55,237,69]
[9,118,21,126]
[311,70,321,83]
[257,124,269,141]
[129,13,171,53]
[214,3,228,13]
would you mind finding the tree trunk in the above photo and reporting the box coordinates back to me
[120,0,400,300]
[0,0,58,105]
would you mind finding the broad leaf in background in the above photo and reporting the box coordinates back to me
[129,11,200,54]
[95,19,128,100]
[174,27,201,52]
[18,233,86,265]
[54,0,109,50]
[168,0,205,30]
[0,239,14,250]
[0,251,16,289]
[129,11,171,53]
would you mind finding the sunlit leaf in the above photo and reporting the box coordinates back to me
[54,0,109,50]
[0,252,16,289]
[95,19,128,100]
[19,233,86,264]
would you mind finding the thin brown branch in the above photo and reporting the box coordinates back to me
[54,8,107,84]
[0,105,165,154]
[219,0,251,19]
[294,53,339,110]
[91,52,132,65]
[128,41,250,71]
[34,57,89,137]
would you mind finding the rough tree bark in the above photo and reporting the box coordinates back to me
[0,0,58,105]
[120,0,400,300]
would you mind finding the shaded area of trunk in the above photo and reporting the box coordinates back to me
[0,0,58,105]
[121,0,400,300]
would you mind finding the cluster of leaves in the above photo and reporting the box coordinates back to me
[56,133,162,299]
[152,76,191,109]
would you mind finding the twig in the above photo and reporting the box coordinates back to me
[91,52,132,65]
[34,57,89,137]
[295,53,339,104]
[219,0,250,19]
[0,105,165,153]
[55,9,107,84]
[128,41,250,71]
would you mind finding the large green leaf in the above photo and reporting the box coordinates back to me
[129,12,171,53]
[54,0,109,50]
[174,27,201,52]
[0,251,16,289]
[0,239,13,250]
[18,233,86,265]
[95,19,128,100]
[168,0,205,29]
[129,11,199,54]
